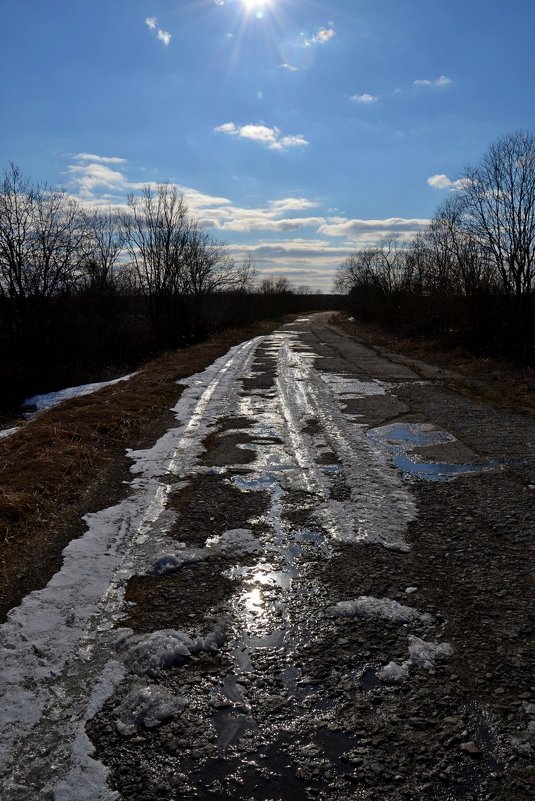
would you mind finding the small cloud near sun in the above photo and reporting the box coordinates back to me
[303,24,336,47]
[145,16,172,46]
[215,122,309,152]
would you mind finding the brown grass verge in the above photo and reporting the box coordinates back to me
[334,313,535,416]
[0,318,282,620]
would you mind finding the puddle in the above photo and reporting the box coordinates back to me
[359,667,381,691]
[394,455,503,481]
[372,422,455,448]
[369,423,504,482]
[294,529,326,546]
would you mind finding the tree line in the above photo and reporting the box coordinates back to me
[334,131,535,359]
[0,166,334,412]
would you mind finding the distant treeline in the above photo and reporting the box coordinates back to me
[335,131,535,361]
[0,168,337,412]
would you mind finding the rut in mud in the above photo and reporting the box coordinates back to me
[1,313,534,801]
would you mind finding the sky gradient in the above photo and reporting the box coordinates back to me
[1,0,534,290]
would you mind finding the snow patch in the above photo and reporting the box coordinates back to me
[329,596,432,624]
[0,426,20,441]
[377,637,453,685]
[152,549,205,575]
[22,373,137,415]
[377,661,409,684]
[151,529,262,574]
[124,628,226,677]
[407,635,454,668]
[321,374,391,399]
[208,528,263,555]
[0,336,261,795]
[53,660,125,801]
[114,684,186,736]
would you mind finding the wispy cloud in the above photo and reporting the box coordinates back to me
[67,162,127,196]
[214,122,309,151]
[414,75,453,87]
[427,174,469,191]
[280,63,299,72]
[145,16,172,46]
[351,93,378,104]
[72,153,127,164]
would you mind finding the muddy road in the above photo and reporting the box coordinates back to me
[1,313,534,800]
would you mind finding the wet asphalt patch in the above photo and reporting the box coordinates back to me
[166,474,270,548]
[121,560,240,634]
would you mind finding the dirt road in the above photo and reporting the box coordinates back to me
[1,313,534,800]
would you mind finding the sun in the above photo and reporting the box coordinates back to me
[241,0,271,13]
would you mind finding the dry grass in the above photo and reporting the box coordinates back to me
[0,318,281,619]
[335,313,535,416]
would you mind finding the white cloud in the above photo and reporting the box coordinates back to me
[269,198,318,212]
[214,122,238,135]
[427,174,470,191]
[240,124,279,145]
[214,122,309,151]
[273,134,309,151]
[414,75,453,87]
[351,93,377,104]
[145,17,171,46]
[318,217,430,239]
[227,238,353,292]
[157,28,172,46]
[280,63,299,72]
[67,163,127,195]
[73,153,127,164]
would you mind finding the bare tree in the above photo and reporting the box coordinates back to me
[122,184,191,331]
[0,164,37,325]
[258,276,294,294]
[430,196,490,297]
[333,239,405,296]
[82,207,126,292]
[459,130,535,299]
[0,163,85,335]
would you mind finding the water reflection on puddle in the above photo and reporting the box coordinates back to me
[369,422,503,482]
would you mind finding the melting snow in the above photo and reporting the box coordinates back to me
[152,528,263,575]
[114,684,187,736]
[0,336,261,798]
[406,635,454,668]
[22,373,137,415]
[377,637,454,685]
[0,426,20,441]
[377,661,410,684]
[208,528,263,555]
[330,596,432,624]
[124,628,226,678]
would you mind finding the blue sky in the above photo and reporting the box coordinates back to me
[1,0,534,290]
